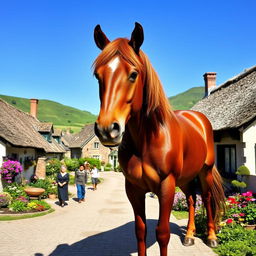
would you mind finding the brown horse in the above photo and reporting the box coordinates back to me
[93,22,225,256]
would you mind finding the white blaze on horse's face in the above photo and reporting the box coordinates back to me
[108,56,120,72]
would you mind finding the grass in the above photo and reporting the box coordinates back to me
[172,210,188,220]
[0,208,54,221]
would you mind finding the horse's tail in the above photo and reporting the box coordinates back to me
[210,165,226,224]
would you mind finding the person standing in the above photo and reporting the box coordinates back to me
[91,165,100,191]
[75,164,87,203]
[56,165,69,207]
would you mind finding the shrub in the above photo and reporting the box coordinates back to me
[0,192,12,208]
[214,224,256,256]
[83,158,101,169]
[69,174,75,185]
[236,165,250,176]
[64,158,80,171]
[223,192,256,225]
[231,180,247,188]
[46,158,62,176]
[27,200,50,211]
[29,178,52,197]
[8,200,27,212]
[104,163,112,171]
[3,183,26,198]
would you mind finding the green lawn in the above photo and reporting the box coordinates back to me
[172,210,188,220]
[0,208,54,221]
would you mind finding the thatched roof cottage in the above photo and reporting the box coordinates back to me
[192,66,256,191]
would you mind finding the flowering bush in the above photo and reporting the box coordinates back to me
[8,199,51,212]
[8,200,27,212]
[172,191,203,212]
[0,160,23,183]
[46,158,61,176]
[0,192,12,207]
[3,183,26,198]
[222,191,256,226]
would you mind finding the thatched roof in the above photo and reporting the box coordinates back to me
[38,122,53,132]
[192,66,256,130]
[52,128,62,137]
[0,99,65,153]
[67,124,95,148]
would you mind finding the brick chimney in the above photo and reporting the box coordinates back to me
[204,72,216,96]
[30,99,39,118]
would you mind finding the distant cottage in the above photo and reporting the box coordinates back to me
[63,124,118,169]
[0,98,66,190]
[192,66,256,191]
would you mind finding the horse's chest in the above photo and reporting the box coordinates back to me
[122,155,161,192]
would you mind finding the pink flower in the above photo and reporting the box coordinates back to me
[242,191,253,197]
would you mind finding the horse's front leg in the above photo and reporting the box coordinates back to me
[156,174,176,256]
[125,179,147,256]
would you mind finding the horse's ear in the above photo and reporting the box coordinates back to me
[129,22,144,54]
[94,25,110,50]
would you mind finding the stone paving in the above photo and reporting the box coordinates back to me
[0,172,216,256]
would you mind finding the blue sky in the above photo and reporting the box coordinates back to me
[0,0,255,115]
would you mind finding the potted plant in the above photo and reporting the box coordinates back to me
[47,182,57,199]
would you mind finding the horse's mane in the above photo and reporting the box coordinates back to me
[93,38,171,122]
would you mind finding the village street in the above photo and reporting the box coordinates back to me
[0,172,216,256]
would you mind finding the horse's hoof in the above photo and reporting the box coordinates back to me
[207,239,218,248]
[183,237,195,246]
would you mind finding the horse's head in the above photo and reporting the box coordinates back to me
[93,23,145,147]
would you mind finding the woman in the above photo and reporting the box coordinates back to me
[56,165,69,207]
[75,164,88,203]
[91,165,100,191]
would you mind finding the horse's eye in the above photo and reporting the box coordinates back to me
[129,72,138,82]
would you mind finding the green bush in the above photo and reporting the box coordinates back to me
[27,200,51,211]
[83,158,101,169]
[46,158,62,176]
[29,178,52,197]
[0,192,12,207]
[104,163,112,171]
[64,158,79,171]
[3,183,26,198]
[8,200,27,212]
[214,225,256,256]
[69,174,75,185]
[231,180,247,188]
[236,165,250,176]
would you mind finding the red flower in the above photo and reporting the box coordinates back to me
[226,218,233,224]
[239,213,245,217]
[245,197,252,201]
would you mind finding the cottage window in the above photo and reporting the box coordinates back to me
[94,142,99,149]
[217,144,236,178]
[93,155,100,160]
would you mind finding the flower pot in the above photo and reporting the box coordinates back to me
[244,224,256,230]
[48,194,57,200]
[24,187,45,197]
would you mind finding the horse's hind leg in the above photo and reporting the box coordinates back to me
[180,181,197,246]
[198,165,218,248]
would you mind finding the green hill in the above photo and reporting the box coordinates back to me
[168,87,204,110]
[0,95,97,133]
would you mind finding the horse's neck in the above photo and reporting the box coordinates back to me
[126,109,175,153]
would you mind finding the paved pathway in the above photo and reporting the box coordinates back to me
[0,172,216,256]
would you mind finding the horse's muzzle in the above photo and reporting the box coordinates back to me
[94,122,123,147]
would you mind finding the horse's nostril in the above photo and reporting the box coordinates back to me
[112,122,120,132]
